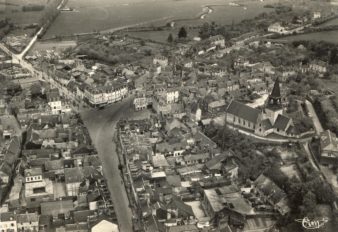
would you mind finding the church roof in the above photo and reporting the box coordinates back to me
[226,100,260,123]
[270,77,281,99]
[274,115,291,131]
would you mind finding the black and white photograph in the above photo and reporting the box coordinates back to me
[0,0,338,231]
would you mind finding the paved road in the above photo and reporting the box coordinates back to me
[305,100,324,135]
[80,98,134,232]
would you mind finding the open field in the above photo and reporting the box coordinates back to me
[29,40,77,54]
[321,79,338,93]
[44,0,277,39]
[0,0,48,25]
[281,31,338,44]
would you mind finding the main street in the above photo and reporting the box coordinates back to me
[1,34,136,231]
[80,98,134,232]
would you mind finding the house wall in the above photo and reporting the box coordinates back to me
[66,182,81,196]
[0,220,17,232]
[48,101,62,114]
[25,175,42,183]
[17,221,39,232]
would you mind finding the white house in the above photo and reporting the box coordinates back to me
[24,168,43,183]
[91,220,119,232]
[153,55,169,68]
[0,213,17,232]
[47,89,62,115]
[268,23,288,34]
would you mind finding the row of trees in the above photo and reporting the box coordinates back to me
[314,97,338,134]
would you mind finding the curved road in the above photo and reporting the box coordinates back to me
[80,98,134,232]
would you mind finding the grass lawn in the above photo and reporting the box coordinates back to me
[29,40,77,54]
[1,0,49,25]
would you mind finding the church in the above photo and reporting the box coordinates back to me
[226,78,296,138]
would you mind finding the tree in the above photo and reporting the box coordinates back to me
[301,191,317,218]
[167,33,173,43]
[199,22,211,39]
[178,27,187,39]
[30,83,42,98]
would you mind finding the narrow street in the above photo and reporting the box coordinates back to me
[80,98,134,232]
[305,100,324,135]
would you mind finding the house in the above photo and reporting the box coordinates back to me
[184,153,210,165]
[47,89,62,115]
[65,167,84,196]
[208,100,226,115]
[25,178,54,208]
[0,212,17,232]
[40,199,74,218]
[309,60,327,74]
[133,94,151,111]
[153,55,169,68]
[313,11,321,20]
[208,35,225,48]
[202,185,255,226]
[254,174,290,215]
[91,220,119,232]
[24,167,43,183]
[167,224,199,232]
[320,130,338,166]
[267,23,288,34]
[16,212,39,232]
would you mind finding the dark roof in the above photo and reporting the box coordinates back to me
[0,212,16,221]
[168,196,194,217]
[226,100,260,123]
[40,200,74,217]
[270,77,281,99]
[73,210,95,223]
[274,115,291,131]
[205,153,228,170]
[65,167,84,184]
[261,119,273,130]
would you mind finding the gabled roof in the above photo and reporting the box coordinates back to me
[321,130,338,152]
[41,200,74,217]
[205,153,228,170]
[64,167,84,184]
[226,100,260,123]
[273,115,291,131]
[260,119,273,130]
[167,196,194,217]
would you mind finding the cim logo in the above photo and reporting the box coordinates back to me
[295,217,329,230]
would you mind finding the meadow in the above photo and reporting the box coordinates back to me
[0,0,48,25]
[43,0,276,38]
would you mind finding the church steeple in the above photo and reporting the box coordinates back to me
[266,77,282,111]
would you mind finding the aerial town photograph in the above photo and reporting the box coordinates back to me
[2,0,338,231]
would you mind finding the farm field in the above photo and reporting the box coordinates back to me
[44,0,277,39]
[0,0,49,25]
[281,31,338,44]
[29,40,77,54]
